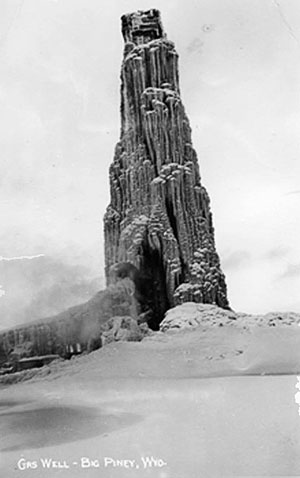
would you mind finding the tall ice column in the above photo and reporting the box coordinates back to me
[104,9,229,329]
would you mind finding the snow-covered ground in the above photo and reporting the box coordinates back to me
[1,321,300,477]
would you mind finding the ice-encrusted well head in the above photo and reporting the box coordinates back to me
[121,9,164,45]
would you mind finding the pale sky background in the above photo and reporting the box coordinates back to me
[0,0,300,320]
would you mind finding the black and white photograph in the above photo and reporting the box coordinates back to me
[0,0,300,476]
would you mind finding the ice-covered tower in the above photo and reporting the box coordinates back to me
[104,9,229,329]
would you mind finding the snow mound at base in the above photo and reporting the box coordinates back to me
[160,302,300,331]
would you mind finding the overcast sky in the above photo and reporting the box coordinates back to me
[0,0,300,315]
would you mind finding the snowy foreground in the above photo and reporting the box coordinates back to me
[1,305,300,477]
